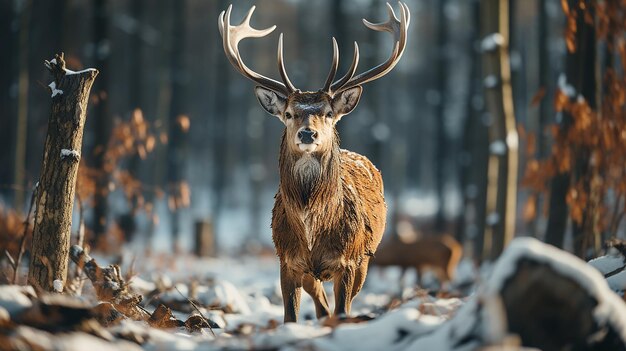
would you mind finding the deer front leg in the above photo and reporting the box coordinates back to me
[333,266,355,316]
[280,263,302,323]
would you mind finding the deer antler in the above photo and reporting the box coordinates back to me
[325,2,410,95]
[219,5,296,96]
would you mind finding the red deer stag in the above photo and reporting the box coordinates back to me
[219,2,410,323]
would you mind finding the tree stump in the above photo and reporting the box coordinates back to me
[194,219,215,257]
[28,53,98,292]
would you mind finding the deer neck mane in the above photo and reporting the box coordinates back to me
[278,130,342,208]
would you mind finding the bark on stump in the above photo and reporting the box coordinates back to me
[500,259,626,350]
[28,53,98,292]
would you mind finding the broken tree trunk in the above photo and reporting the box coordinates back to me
[28,53,98,292]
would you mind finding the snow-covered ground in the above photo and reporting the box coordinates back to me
[2,238,626,350]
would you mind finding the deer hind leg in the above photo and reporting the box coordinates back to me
[302,274,330,319]
[333,266,355,316]
[280,264,302,323]
[349,257,370,305]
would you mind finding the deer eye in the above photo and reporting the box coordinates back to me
[326,112,333,118]
[285,112,292,119]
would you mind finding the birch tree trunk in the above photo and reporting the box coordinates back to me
[480,0,519,260]
[28,53,98,292]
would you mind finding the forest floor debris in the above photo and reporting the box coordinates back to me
[0,238,625,350]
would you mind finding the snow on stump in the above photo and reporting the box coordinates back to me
[411,238,626,350]
[28,53,98,292]
[489,238,626,350]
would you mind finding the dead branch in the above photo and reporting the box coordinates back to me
[69,245,150,321]
[14,185,37,284]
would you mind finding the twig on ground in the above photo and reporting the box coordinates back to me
[175,286,216,336]
[13,185,37,284]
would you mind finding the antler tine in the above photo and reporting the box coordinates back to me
[330,1,409,94]
[322,38,340,92]
[219,5,293,96]
[278,34,297,94]
[329,41,360,93]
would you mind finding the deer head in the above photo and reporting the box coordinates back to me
[218,3,410,155]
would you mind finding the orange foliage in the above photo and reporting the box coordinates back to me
[76,108,190,245]
[523,0,626,237]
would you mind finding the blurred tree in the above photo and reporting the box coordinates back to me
[166,0,189,249]
[130,0,144,112]
[480,0,519,260]
[435,0,449,232]
[459,0,490,261]
[543,0,596,252]
[13,0,32,212]
[119,0,145,243]
[210,0,231,241]
[91,0,112,243]
[0,2,15,195]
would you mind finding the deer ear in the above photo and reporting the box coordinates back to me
[255,86,287,118]
[332,86,363,118]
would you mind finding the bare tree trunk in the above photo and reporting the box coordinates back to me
[545,0,595,251]
[434,0,448,232]
[480,0,519,260]
[91,0,111,243]
[28,54,98,291]
[210,0,231,240]
[122,0,144,244]
[13,0,32,212]
[166,0,188,249]
[459,0,489,261]
[526,0,552,237]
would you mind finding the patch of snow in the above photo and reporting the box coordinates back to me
[312,308,445,351]
[486,237,626,341]
[607,271,626,291]
[13,325,143,351]
[48,81,63,98]
[588,253,624,275]
[254,323,331,349]
[489,140,507,155]
[64,67,98,76]
[0,285,35,316]
[483,75,498,88]
[0,306,9,322]
[506,131,519,149]
[129,276,157,294]
[53,279,63,293]
[486,212,500,226]
[60,148,81,160]
[481,33,504,52]
[558,73,576,97]
[196,279,251,315]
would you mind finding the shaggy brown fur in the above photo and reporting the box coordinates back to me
[271,92,386,322]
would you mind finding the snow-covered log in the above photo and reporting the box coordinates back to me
[410,238,626,350]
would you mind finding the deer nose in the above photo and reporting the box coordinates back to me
[298,128,317,144]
